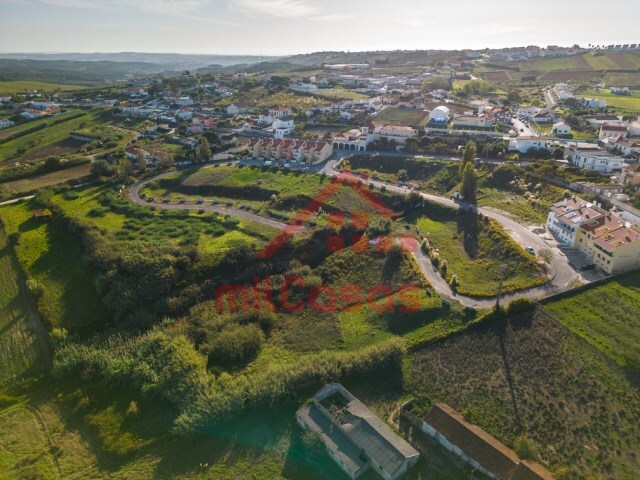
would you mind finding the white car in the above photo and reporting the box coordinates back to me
[525,246,535,255]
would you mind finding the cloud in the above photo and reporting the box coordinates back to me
[35,0,209,15]
[230,0,319,18]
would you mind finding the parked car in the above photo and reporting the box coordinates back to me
[525,246,535,255]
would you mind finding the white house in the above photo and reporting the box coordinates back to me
[269,106,293,118]
[627,119,640,137]
[226,103,249,116]
[546,196,605,247]
[333,126,375,151]
[518,106,541,118]
[176,108,193,121]
[176,96,193,107]
[0,118,15,129]
[578,97,607,109]
[451,115,493,129]
[428,106,450,125]
[568,146,625,174]
[21,110,43,119]
[508,137,550,153]
[599,124,628,141]
[376,125,415,144]
[531,111,555,124]
[272,117,294,138]
[584,115,623,127]
[607,137,640,157]
[552,121,571,136]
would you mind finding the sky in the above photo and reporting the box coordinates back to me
[0,0,638,56]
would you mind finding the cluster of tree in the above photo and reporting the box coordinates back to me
[460,141,478,203]
[403,135,460,156]
[458,80,496,97]
[422,77,452,92]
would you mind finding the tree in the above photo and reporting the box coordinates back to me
[398,169,408,181]
[117,157,133,181]
[159,152,175,169]
[538,248,554,265]
[506,90,521,104]
[91,159,113,178]
[44,156,61,171]
[136,150,147,172]
[460,141,477,178]
[197,138,211,162]
[461,163,477,203]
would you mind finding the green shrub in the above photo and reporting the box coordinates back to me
[204,324,265,365]
[514,435,539,460]
[507,298,534,315]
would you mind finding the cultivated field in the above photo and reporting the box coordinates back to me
[405,308,640,479]
[375,107,429,126]
[580,88,640,114]
[543,270,640,369]
[2,163,92,197]
[0,228,42,386]
[0,81,86,94]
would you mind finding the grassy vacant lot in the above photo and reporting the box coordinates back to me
[402,204,544,296]
[0,199,110,332]
[581,88,640,114]
[313,90,368,101]
[147,164,410,223]
[0,109,86,142]
[0,81,86,94]
[375,107,429,126]
[543,270,640,369]
[52,185,278,260]
[2,162,92,196]
[0,110,105,164]
[0,228,42,386]
[477,181,566,225]
[405,308,640,479]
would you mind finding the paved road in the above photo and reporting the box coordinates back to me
[324,164,581,308]
[128,168,290,230]
[512,118,537,137]
[128,160,582,309]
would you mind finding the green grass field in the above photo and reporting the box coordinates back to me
[0,109,86,142]
[375,107,429,126]
[581,88,640,113]
[543,271,640,369]
[0,199,110,332]
[0,81,86,94]
[313,90,368,101]
[401,204,544,296]
[0,110,107,164]
[0,228,42,386]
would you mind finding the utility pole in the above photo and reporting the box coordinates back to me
[495,265,506,309]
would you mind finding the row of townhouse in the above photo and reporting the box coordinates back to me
[546,196,640,274]
[247,137,333,164]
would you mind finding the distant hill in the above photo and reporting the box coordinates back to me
[0,59,168,86]
[0,52,280,69]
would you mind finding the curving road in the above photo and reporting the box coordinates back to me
[323,162,582,308]
[128,161,583,309]
[128,169,289,230]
